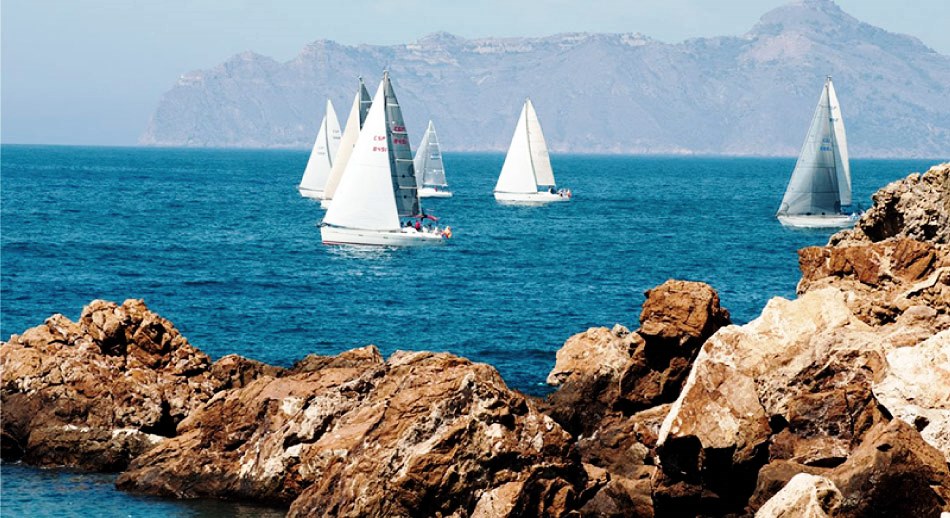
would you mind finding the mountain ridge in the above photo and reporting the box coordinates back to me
[142,0,950,157]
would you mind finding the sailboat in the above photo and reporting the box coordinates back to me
[777,76,857,228]
[321,72,449,247]
[494,98,571,204]
[298,99,341,199]
[414,121,452,198]
[320,78,373,209]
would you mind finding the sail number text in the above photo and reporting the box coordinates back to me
[373,134,388,153]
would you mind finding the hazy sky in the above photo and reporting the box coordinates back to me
[2,0,948,145]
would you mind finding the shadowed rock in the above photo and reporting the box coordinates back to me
[831,419,950,516]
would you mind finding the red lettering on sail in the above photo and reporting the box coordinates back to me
[373,146,387,153]
[393,125,405,132]
[373,135,386,141]
[392,138,408,145]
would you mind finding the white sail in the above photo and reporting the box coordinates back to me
[827,80,852,207]
[299,99,341,193]
[324,79,372,201]
[382,73,420,217]
[323,79,400,231]
[778,79,844,217]
[414,121,448,188]
[495,102,538,194]
[526,100,556,187]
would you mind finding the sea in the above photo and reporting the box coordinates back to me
[0,144,940,516]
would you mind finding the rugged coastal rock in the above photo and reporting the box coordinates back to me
[117,347,582,517]
[798,163,950,326]
[648,164,950,516]
[545,279,730,436]
[544,280,731,516]
[1,300,221,470]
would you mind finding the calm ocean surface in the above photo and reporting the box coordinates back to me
[0,144,939,515]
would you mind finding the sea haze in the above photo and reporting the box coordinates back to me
[141,0,950,157]
[0,145,940,515]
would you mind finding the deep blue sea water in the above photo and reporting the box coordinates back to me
[0,144,939,516]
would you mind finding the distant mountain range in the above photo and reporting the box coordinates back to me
[142,0,950,157]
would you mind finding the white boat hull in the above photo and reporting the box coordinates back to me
[321,225,446,247]
[777,213,857,228]
[494,191,571,205]
[319,199,332,209]
[298,186,326,200]
[419,187,453,198]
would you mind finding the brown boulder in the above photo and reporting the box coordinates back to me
[754,473,842,518]
[797,238,950,326]
[211,354,285,390]
[831,419,950,516]
[873,330,950,463]
[1,300,219,470]
[545,280,730,437]
[117,348,583,517]
[654,289,891,515]
[544,325,644,435]
[747,460,830,513]
[638,279,731,347]
[833,162,950,246]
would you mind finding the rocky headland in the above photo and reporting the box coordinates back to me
[3,163,949,516]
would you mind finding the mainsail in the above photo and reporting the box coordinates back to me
[382,72,420,217]
[413,121,447,188]
[324,79,373,201]
[323,78,400,231]
[495,98,556,194]
[526,100,555,187]
[778,77,851,217]
[827,81,852,207]
[299,99,341,193]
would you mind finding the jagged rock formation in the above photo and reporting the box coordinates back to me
[544,280,731,516]
[648,164,950,516]
[116,347,581,517]
[141,0,950,157]
[541,162,950,516]
[0,300,222,470]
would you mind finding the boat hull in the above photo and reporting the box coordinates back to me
[494,191,571,205]
[419,187,453,198]
[777,214,856,228]
[321,225,446,247]
[319,199,332,209]
[298,186,326,200]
